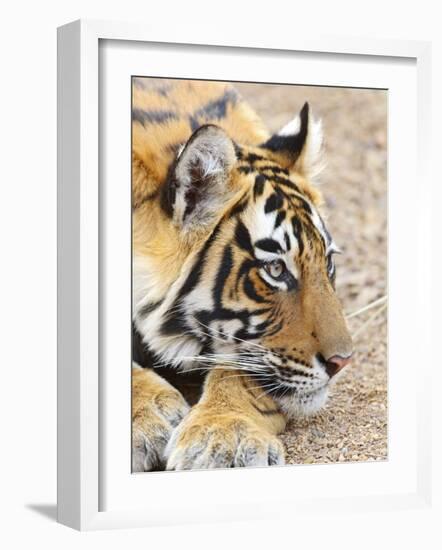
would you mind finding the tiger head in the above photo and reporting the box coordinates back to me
[134,103,353,417]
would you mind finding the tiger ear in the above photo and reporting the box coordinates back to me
[262,102,324,179]
[162,124,237,232]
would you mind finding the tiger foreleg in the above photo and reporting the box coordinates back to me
[165,369,287,470]
[132,364,190,471]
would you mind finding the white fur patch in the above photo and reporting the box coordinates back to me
[277,107,325,180]
[278,115,301,137]
[133,254,167,319]
[135,249,204,368]
[302,115,325,180]
[277,386,329,418]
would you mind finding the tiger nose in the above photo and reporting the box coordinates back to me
[325,354,352,378]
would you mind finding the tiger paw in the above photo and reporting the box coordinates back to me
[165,408,285,470]
[132,368,190,472]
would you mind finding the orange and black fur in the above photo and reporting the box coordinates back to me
[132,79,353,471]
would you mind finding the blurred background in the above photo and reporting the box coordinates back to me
[235,82,388,464]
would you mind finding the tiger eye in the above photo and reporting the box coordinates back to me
[265,260,285,279]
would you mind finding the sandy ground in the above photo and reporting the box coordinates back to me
[235,82,388,464]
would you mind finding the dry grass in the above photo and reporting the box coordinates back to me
[236,82,388,464]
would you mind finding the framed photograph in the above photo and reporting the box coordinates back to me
[57,20,432,530]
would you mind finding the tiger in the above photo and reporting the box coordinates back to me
[131,79,353,471]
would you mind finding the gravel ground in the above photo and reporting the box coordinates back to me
[235,82,388,464]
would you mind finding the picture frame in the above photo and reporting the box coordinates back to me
[57,19,433,531]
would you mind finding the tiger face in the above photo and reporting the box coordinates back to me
[134,102,353,417]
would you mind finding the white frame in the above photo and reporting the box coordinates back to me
[57,19,433,531]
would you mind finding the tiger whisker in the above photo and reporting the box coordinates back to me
[182,356,270,372]
[195,356,268,368]
[273,383,293,401]
[181,358,269,374]
[248,381,281,393]
[179,364,259,375]
[179,357,263,369]
[182,350,268,365]
[179,366,251,374]
[218,372,274,382]
[195,351,266,361]
[255,384,283,401]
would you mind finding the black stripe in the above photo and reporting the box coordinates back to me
[253,174,266,199]
[268,359,312,378]
[192,88,238,122]
[233,143,244,158]
[251,403,280,416]
[262,320,284,337]
[234,221,254,255]
[138,298,164,318]
[160,160,178,218]
[237,168,302,195]
[213,245,233,306]
[291,217,304,256]
[294,196,313,215]
[237,165,253,175]
[253,319,272,333]
[235,258,257,293]
[195,302,270,329]
[274,210,286,229]
[177,224,221,300]
[244,152,266,163]
[270,174,301,193]
[132,324,158,368]
[229,197,249,216]
[233,328,257,341]
[264,193,284,214]
[160,312,189,336]
[259,165,289,175]
[243,275,268,303]
[132,108,177,125]
[255,238,283,254]
[284,231,291,251]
